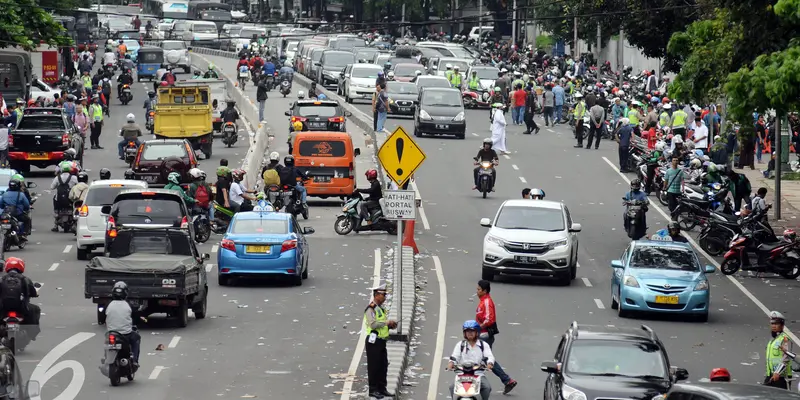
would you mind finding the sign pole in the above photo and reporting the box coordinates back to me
[396,218,403,335]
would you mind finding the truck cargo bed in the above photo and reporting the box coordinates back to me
[153,105,213,138]
[84,254,201,299]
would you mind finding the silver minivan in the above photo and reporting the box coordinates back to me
[76,180,148,260]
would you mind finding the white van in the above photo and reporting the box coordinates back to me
[183,21,218,47]
[469,26,494,41]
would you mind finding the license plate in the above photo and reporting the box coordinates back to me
[400,107,410,112]
[246,245,271,254]
[7,324,18,332]
[107,344,121,349]
[142,175,158,182]
[0,224,10,229]
[310,123,326,128]
[514,256,537,264]
[27,152,48,160]
[654,295,679,304]
[436,124,449,129]
[314,176,331,183]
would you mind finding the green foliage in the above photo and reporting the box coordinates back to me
[0,0,72,51]
[38,0,91,10]
[619,0,699,72]
[536,0,623,46]
[535,34,555,48]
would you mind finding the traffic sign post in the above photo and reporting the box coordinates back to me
[377,127,426,337]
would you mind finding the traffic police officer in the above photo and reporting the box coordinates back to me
[765,311,792,389]
[450,66,462,89]
[364,283,397,399]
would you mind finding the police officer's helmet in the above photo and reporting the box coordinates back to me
[770,311,786,324]
[77,171,89,183]
[99,168,111,180]
[530,188,545,200]
[284,155,294,166]
[7,180,20,191]
[111,281,128,300]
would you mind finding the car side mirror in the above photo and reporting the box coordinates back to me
[284,110,291,116]
[479,218,491,227]
[354,148,361,156]
[340,72,345,77]
[345,111,352,117]
[704,265,716,273]
[673,367,689,381]
[202,253,210,260]
[345,73,350,78]
[187,46,193,51]
[314,62,321,67]
[540,361,559,374]
[303,227,315,234]
[27,381,40,398]
[611,260,624,269]
[101,205,112,215]
[569,223,582,232]
[25,181,37,189]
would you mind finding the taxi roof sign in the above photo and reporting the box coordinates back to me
[377,126,426,187]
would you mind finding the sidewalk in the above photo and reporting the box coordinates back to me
[739,165,800,231]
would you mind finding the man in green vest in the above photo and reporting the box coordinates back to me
[467,70,480,91]
[671,104,688,139]
[573,92,587,148]
[363,283,397,399]
[659,103,672,129]
[765,311,792,389]
[444,64,453,81]
[627,101,643,135]
[89,94,104,149]
[450,66,462,89]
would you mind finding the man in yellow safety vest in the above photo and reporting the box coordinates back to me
[363,283,397,399]
[765,311,792,389]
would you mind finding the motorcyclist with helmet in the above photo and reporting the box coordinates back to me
[69,172,90,203]
[709,368,731,382]
[165,172,195,206]
[262,152,283,187]
[446,320,494,400]
[354,169,382,226]
[116,64,134,98]
[10,174,31,205]
[278,62,294,83]
[623,179,649,237]
[644,141,666,194]
[104,281,141,368]
[473,138,499,191]
[221,100,240,125]
[230,169,256,212]
[118,113,143,160]
[0,179,30,238]
[0,258,41,341]
[263,57,276,88]
[99,168,112,180]
[143,91,156,115]
[288,120,304,154]
[661,221,688,242]
[187,168,213,220]
[50,163,78,232]
[278,155,309,208]
[203,63,220,79]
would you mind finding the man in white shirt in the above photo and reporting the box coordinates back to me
[691,116,709,151]
[447,320,495,400]
[102,51,117,67]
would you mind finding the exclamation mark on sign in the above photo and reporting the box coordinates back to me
[395,138,404,178]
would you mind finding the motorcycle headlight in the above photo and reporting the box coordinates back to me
[481,161,492,168]
[486,234,504,246]
[623,275,640,288]
[453,112,465,122]
[694,280,709,291]
[562,384,587,400]
[419,110,432,120]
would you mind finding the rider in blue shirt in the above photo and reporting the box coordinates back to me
[263,58,276,76]
[278,65,294,82]
[623,179,649,233]
[0,180,31,237]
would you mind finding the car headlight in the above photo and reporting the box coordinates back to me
[548,239,568,249]
[485,234,505,247]
[562,384,587,400]
[453,111,465,122]
[419,110,432,120]
[694,279,709,291]
[623,275,640,288]
[652,395,666,400]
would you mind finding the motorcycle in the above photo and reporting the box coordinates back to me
[211,201,235,234]
[280,183,308,220]
[721,231,800,279]
[103,63,115,78]
[145,111,155,134]
[124,141,138,164]
[55,202,77,233]
[100,329,139,386]
[0,208,27,253]
[622,198,647,240]
[120,84,132,105]
[334,194,397,235]
[192,211,211,243]
[221,122,237,147]
[238,66,249,89]
[450,362,488,400]
[0,282,42,355]
[463,89,492,109]
[280,78,291,97]
[474,158,496,198]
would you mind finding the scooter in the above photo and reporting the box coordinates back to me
[450,361,488,400]
[334,194,397,235]
[474,158,496,199]
[237,66,249,90]
[145,111,155,134]
[221,122,237,147]
[721,229,800,279]
[119,84,132,105]
[0,282,42,355]
[622,198,647,240]
[192,211,211,243]
[211,202,235,234]
[100,329,139,386]
[0,208,27,252]
[124,141,138,164]
[280,182,309,220]
[280,78,291,97]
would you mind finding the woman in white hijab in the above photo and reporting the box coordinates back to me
[491,103,509,154]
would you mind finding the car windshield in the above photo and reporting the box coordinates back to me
[0,175,10,188]
[421,90,463,107]
[114,198,183,225]
[161,41,186,50]
[141,144,188,161]
[297,105,338,118]
[565,340,668,379]
[394,65,420,76]
[324,52,355,68]
[494,206,565,231]
[286,41,299,51]
[232,219,288,234]
[375,55,391,65]
[387,82,418,94]
[352,67,381,79]
[356,49,377,60]
[447,48,474,58]
[194,24,217,33]
[444,60,470,71]
[418,78,451,88]
[472,68,499,80]
[85,185,143,206]
[123,40,139,48]
[107,19,130,29]
[16,117,64,130]
[240,29,263,37]
[311,50,324,62]
[629,246,699,271]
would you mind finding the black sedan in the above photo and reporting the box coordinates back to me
[413,87,466,139]
[386,81,419,117]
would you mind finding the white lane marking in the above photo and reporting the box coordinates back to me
[48,263,59,272]
[205,263,214,272]
[471,132,478,137]
[211,244,219,253]
[168,336,181,348]
[577,262,581,268]
[594,299,605,309]
[547,128,554,133]
[29,332,95,400]
[512,164,519,170]
[410,181,430,230]
[582,277,592,287]
[340,248,382,400]
[503,154,511,160]
[519,177,527,183]
[426,255,447,400]
[148,366,165,380]
[63,245,72,254]
[600,156,800,343]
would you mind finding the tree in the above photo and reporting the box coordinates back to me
[0,0,72,51]
[536,0,623,46]
[619,0,700,72]
[38,0,91,10]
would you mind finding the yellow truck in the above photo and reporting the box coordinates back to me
[154,84,214,158]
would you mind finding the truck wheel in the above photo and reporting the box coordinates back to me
[176,300,189,328]
[202,143,213,159]
[192,288,208,319]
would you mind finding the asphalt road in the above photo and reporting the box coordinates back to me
[13,58,395,400]
[200,53,800,399]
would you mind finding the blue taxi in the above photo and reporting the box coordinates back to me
[217,205,314,286]
[610,233,715,322]
[122,39,141,62]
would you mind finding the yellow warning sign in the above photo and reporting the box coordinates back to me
[377,126,426,186]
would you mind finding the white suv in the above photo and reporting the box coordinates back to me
[76,180,147,260]
[480,199,581,285]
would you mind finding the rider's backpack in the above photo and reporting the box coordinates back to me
[0,272,24,311]
[195,184,211,208]
[55,175,71,209]
[460,339,485,356]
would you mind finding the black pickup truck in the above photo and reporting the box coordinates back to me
[84,227,210,327]
[9,108,84,173]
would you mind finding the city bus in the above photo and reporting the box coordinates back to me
[187,2,232,29]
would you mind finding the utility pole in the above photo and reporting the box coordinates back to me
[511,0,517,45]
[573,16,578,59]
[776,116,783,220]
[530,0,536,46]
[401,3,406,37]
[595,22,601,64]
[617,27,624,87]
[478,0,483,49]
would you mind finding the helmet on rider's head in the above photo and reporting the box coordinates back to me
[365,169,378,180]
[167,172,181,184]
[530,188,545,199]
[7,180,20,192]
[64,148,77,160]
[672,135,683,144]
[124,169,135,180]
[61,162,72,173]
[11,174,23,184]
[689,158,702,169]
[148,90,156,98]
[317,94,327,100]
[112,281,128,300]
[707,163,718,173]
[216,166,231,177]
[383,62,391,70]
[667,221,680,235]
[387,71,395,78]
[630,179,642,191]
[297,90,305,99]
[377,71,384,77]
[709,368,731,382]
[97,168,110,180]
[770,310,786,324]
[77,171,89,183]
[189,168,203,179]
[126,113,135,123]
[70,162,79,175]
[784,229,797,243]
[462,320,480,332]
[231,169,245,181]
[4,257,24,274]
[284,155,295,166]
[208,63,215,70]
[482,138,492,147]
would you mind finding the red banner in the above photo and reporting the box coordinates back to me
[41,51,58,83]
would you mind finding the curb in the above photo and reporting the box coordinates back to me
[383,245,417,399]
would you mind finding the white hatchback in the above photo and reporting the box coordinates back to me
[480,199,581,285]
[76,179,148,260]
